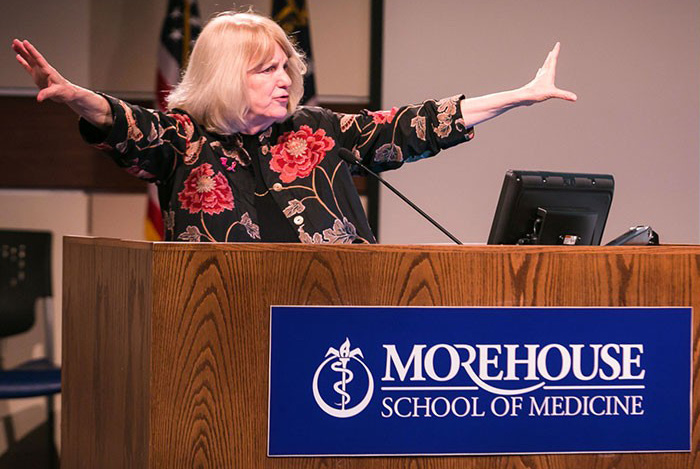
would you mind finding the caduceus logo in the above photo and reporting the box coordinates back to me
[312,338,374,418]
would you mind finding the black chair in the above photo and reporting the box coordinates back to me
[0,230,60,467]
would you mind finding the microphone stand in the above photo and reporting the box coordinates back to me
[338,149,463,245]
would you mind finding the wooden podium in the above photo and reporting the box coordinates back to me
[62,237,700,468]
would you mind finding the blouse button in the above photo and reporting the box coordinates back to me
[272,183,283,192]
[293,216,304,226]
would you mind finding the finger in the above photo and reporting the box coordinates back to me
[36,88,48,102]
[15,54,32,73]
[545,42,561,70]
[36,87,59,103]
[541,42,560,72]
[11,38,26,53]
[11,38,24,53]
[23,40,52,70]
[556,88,577,102]
[540,50,553,70]
[12,39,35,68]
[552,42,561,56]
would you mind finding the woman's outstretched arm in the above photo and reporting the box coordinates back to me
[12,39,113,129]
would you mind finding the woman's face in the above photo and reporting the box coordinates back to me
[244,43,292,133]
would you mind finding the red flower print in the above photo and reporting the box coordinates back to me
[367,107,398,124]
[178,163,234,215]
[270,125,335,183]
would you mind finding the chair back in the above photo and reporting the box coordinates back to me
[0,230,52,339]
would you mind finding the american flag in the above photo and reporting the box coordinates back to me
[147,0,202,240]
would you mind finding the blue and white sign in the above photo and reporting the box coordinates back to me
[268,307,691,456]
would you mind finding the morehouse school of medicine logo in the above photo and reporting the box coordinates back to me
[311,339,649,419]
[270,307,690,456]
[312,338,374,418]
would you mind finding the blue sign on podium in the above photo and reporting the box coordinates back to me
[268,307,691,456]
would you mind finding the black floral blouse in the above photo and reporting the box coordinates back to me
[80,94,475,243]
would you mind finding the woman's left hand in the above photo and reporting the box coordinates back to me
[521,42,577,104]
[459,42,577,128]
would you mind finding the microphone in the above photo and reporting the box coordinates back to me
[338,148,463,245]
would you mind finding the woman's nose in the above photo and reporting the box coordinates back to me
[278,69,292,88]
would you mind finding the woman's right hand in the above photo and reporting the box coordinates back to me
[11,39,113,128]
[12,39,76,103]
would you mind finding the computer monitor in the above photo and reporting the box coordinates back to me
[487,170,614,245]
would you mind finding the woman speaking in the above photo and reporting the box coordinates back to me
[11,11,576,243]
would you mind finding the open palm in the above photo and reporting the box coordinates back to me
[12,39,74,103]
[524,42,577,104]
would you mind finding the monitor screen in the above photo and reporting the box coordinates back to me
[487,170,614,245]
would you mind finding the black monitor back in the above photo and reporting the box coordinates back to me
[487,170,614,245]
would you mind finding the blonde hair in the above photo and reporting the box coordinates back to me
[166,11,306,135]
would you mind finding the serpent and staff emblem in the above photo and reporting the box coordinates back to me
[312,338,374,418]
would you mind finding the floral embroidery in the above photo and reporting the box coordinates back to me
[120,101,144,143]
[163,209,175,232]
[167,113,201,164]
[322,218,357,243]
[298,226,323,244]
[232,136,253,166]
[374,143,403,163]
[434,119,452,138]
[224,212,261,241]
[178,225,202,242]
[184,136,207,165]
[239,212,261,239]
[411,115,426,141]
[432,96,460,139]
[367,107,398,124]
[259,127,273,141]
[270,125,335,183]
[436,96,458,116]
[210,141,248,167]
[146,123,161,145]
[339,114,357,132]
[143,111,167,146]
[283,199,305,217]
[454,118,474,139]
[169,113,195,142]
[145,114,165,146]
[454,118,466,132]
[178,163,234,215]
[86,93,472,244]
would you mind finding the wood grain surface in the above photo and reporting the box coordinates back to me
[63,240,700,468]
[63,237,152,468]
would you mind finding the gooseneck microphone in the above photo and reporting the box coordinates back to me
[338,148,463,245]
